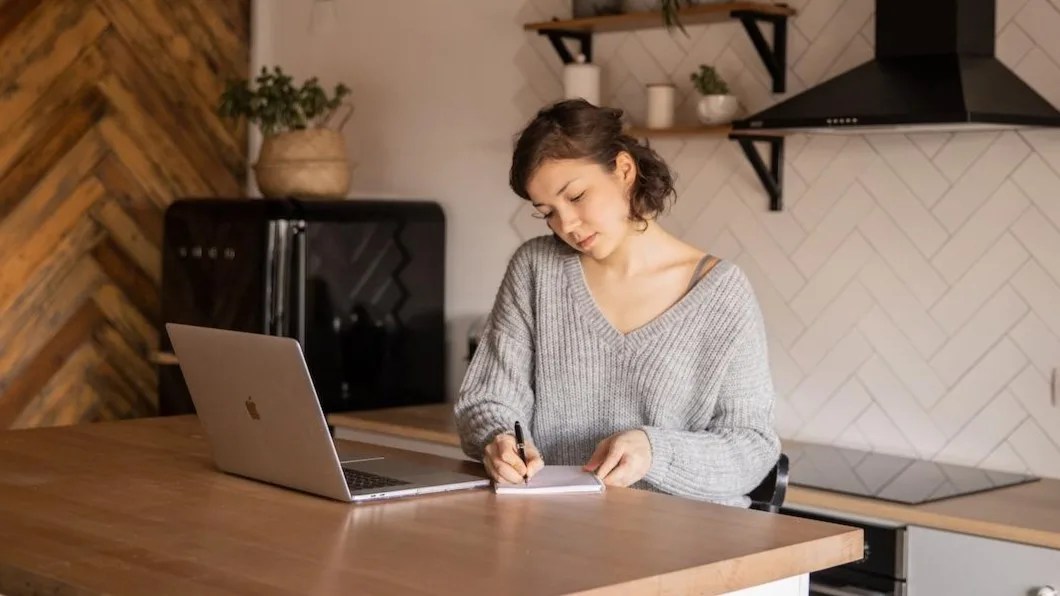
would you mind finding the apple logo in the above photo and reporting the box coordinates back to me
[245,396,261,420]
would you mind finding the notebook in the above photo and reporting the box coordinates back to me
[494,466,606,495]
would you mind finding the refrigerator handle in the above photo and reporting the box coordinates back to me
[291,219,307,346]
[266,220,290,337]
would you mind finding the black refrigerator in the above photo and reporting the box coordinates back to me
[158,198,446,416]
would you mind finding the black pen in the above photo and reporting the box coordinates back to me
[514,421,528,485]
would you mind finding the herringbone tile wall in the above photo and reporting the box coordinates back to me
[515,0,1060,479]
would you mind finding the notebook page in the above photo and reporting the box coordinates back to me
[494,465,605,495]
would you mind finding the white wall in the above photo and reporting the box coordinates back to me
[256,0,534,399]
[256,0,1060,481]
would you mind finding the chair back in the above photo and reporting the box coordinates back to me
[748,453,789,513]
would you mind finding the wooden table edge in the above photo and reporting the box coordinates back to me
[329,406,1060,551]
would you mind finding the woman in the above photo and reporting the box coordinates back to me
[454,99,780,507]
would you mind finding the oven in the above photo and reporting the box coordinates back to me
[781,506,906,596]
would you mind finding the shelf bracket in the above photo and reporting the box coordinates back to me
[537,27,592,64]
[730,134,785,211]
[730,9,788,93]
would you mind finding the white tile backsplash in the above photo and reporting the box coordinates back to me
[934,391,1028,465]
[930,233,1029,335]
[512,0,1060,480]
[1011,261,1060,338]
[932,132,1032,233]
[1009,313,1060,378]
[857,307,946,409]
[931,339,1028,437]
[929,286,1028,386]
[792,0,873,83]
[791,282,875,371]
[793,137,879,229]
[931,131,1000,185]
[858,356,947,458]
[931,180,1030,285]
[858,208,948,307]
[866,135,950,210]
[791,232,874,325]
[1013,153,1060,231]
[857,257,947,358]
[792,182,875,278]
[281,0,1060,480]
[790,328,873,418]
[1008,419,1060,476]
[796,378,873,443]
[1015,0,1060,66]
[858,160,947,256]
[1012,205,1060,285]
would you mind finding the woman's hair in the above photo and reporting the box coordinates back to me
[509,99,676,228]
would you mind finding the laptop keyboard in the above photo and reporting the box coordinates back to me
[342,468,411,492]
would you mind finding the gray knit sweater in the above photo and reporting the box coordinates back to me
[455,236,780,507]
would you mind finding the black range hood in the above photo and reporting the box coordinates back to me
[732,0,1060,134]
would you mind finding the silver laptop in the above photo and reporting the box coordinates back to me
[166,323,489,502]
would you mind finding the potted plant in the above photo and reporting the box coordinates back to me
[659,0,690,35]
[617,0,699,34]
[690,64,739,124]
[572,0,623,18]
[219,66,353,198]
[572,1,711,36]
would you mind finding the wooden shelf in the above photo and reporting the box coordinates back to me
[626,124,785,210]
[524,2,795,211]
[524,2,795,33]
[625,125,787,138]
[626,124,732,138]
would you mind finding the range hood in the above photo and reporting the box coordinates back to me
[732,0,1060,134]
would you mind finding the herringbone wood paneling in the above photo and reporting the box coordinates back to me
[0,0,249,428]
[516,0,1060,479]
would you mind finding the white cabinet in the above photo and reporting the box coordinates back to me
[907,526,1060,596]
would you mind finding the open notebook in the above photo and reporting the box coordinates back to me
[494,465,605,495]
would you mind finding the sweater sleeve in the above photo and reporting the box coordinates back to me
[640,287,781,505]
[454,243,538,460]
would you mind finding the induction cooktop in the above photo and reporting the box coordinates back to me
[787,443,1040,505]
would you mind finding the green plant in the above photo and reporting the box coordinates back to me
[218,66,351,136]
[690,64,730,95]
[659,0,691,36]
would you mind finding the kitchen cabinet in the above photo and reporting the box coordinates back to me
[907,526,1059,596]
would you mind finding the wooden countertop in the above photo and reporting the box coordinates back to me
[329,404,1060,550]
[0,415,861,596]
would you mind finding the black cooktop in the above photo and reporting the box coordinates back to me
[787,443,1040,505]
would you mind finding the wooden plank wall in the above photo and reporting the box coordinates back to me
[0,0,250,428]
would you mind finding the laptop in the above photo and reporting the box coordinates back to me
[166,323,490,502]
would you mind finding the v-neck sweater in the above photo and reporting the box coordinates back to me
[454,235,781,507]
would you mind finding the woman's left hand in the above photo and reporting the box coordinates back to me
[583,429,652,487]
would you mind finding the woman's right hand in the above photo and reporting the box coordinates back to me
[483,432,544,484]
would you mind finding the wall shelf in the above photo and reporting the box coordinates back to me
[524,2,794,34]
[525,2,796,211]
[524,2,793,92]
[625,126,787,212]
[731,133,785,211]
[625,124,732,138]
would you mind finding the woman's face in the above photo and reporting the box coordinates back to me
[525,152,637,258]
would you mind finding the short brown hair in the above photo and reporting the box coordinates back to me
[509,99,676,228]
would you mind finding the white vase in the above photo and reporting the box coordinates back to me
[696,94,740,124]
[563,54,601,105]
[645,83,675,129]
